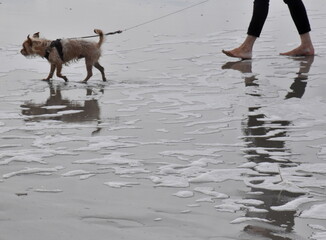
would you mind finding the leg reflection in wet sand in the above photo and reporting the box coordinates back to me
[222,58,315,239]
[222,60,258,87]
[285,56,314,99]
[222,56,314,98]
[242,106,297,239]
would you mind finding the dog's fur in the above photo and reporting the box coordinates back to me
[21,29,106,83]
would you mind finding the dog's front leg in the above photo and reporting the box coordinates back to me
[56,64,68,82]
[43,64,56,81]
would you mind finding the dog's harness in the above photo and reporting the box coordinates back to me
[44,39,64,61]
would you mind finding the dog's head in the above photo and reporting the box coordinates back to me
[20,32,45,57]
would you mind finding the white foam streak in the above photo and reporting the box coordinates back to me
[230,217,273,224]
[104,181,140,188]
[74,152,143,167]
[190,168,256,183]
[271,197,320,211]
[3,166,63,179]
[150,175,189,188]
[301,203,326,220]
[194,187,228,199]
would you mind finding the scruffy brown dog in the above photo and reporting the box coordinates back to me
[21,29,106,83]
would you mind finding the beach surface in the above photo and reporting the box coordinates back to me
[1,0,326,239]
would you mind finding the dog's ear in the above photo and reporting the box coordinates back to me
[33,32,40,38]
[27,35,33,46]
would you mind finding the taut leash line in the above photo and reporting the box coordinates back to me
[123,0,210,32]
[77,30,123,39]
[70,0,210,39]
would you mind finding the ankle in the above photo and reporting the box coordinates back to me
[300,33,314,47]
[240,35,257,52]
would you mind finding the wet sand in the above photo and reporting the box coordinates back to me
[1,0,326,239]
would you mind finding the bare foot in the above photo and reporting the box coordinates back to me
[223,35,257,59]
[280,46,315,56]
[280,45,315,56]
[222,48,252,60]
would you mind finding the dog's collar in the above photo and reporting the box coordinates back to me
[44,39,64,61]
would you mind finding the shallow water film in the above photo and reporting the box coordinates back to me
[0,0,326,239]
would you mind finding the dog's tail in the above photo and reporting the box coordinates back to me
[94,29,104,47]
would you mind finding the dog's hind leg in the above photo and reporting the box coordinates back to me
[44,64,56,81]
[82,59,93,83]
[56,64,68,82]
[94,62,106,82]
